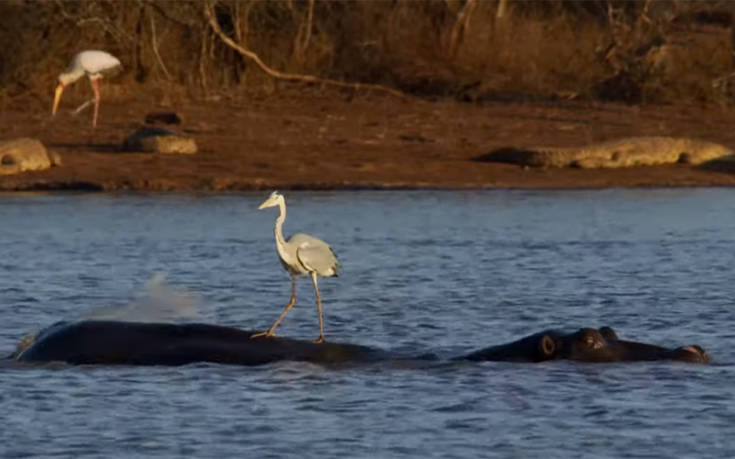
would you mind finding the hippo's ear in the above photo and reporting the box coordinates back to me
[538,334,556,359]
[598,326,618,341]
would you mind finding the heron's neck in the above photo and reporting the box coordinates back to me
[274,200,288,253]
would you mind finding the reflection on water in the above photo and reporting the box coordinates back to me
[1,190,734,458]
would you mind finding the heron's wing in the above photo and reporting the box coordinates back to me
[292,234,339,277]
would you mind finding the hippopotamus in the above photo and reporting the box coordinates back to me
[7,321,710,366]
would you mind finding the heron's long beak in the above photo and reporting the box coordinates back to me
[52,83,64,116]
[258,199,273,210]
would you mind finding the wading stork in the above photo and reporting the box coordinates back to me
[52,50,122,128]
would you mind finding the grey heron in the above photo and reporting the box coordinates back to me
[52,50,122,128]
[252,191,340,343]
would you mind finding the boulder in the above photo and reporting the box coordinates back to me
[123,127,197,155]
[0,138,58,175]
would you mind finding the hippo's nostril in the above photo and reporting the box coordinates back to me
[672,345,710,363]
[685,345,709,361]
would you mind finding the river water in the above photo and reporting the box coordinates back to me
[0,190,733,458]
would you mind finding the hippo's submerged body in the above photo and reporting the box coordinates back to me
[8,321,710,366]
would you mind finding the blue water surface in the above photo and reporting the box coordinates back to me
[0,189,733,458]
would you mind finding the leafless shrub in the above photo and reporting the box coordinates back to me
[0,0,733,105]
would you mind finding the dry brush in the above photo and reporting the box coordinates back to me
[0,0,733,105]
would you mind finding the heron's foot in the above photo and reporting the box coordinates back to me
[251,330,278,340]
[312,336,325,344]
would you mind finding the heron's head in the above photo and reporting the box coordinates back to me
[258,191,283,210]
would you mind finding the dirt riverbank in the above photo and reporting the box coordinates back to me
[3,89,735,191]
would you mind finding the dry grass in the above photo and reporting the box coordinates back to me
[0,0,733,105]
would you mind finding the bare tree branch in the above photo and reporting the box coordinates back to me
[294,0,315,64]
[496,0,508,19]
[448,0,477,57]
[54,0,135,46]
[147,0,197,28]
[203,1,406,99]
[149,7,172,80]
[199,20,209,90]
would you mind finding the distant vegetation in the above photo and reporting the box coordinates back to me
[1,0,734,105]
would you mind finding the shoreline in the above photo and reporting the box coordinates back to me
[2,92,735,192]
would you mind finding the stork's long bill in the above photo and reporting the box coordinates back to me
[52,83,64,116]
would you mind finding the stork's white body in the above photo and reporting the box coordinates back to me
[53,50,122,128]
[60,50,121,83]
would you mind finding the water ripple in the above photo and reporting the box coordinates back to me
[1,190,735,457]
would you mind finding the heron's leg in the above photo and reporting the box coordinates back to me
[310,272,325,344]
[251,276,297,339]
[91,78,100,128]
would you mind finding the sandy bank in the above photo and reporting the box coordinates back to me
[3,90,735,191]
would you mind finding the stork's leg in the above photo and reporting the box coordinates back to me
[309,272,325,344]
[72,99,95,115]
[251,277,297,339]
[91,78,101,128]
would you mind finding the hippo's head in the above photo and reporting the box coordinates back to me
[556,327,711,364]
[557,327,619,362]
